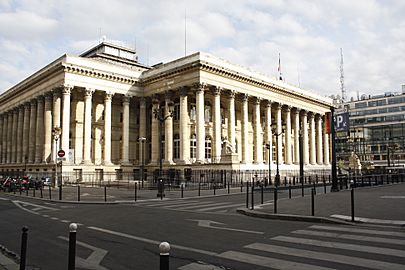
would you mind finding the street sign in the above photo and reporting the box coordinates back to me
[57,157,66,161]
[335,112,349,132]
[57,149,65,157]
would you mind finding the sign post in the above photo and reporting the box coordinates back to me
[56,150,65,187]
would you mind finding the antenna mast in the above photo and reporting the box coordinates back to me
[340,48,346,101]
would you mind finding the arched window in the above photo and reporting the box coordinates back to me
[190,134,197,161]
[173,134,180,159]
[205,136,212,161]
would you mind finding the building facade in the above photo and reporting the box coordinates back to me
[0,42,333,180]
[335,86,405,170]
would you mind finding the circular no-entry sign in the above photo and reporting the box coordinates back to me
[57,149,65,158]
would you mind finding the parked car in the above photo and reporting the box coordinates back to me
[41,177,52,186]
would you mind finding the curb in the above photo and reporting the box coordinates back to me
[0,245,19,270]
[237,208,358,225]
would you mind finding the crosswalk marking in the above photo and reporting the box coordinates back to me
[219,251,336,270]
[174,202,230,210]
[163,201,216,209]
[198,203,245,212]
[246,243,405,270]
[272,235,405,258]
[293,229,405,245]
[142,200,200,207]
[178,262,225,270]
[310,224,405,237]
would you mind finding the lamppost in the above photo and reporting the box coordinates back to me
[265,142,271,185]
[52,126,62,187]
[271,122,285,187]
[153,102,174,198]
[138,137,146,188]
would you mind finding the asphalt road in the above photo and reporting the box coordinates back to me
[1,189,405,270]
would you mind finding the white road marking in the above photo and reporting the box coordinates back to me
[293,230,405,245]
[272,235,405,258]
[310,225,405,237]
[381,196,405,199]
[163,201,215,209]
[60,220,71,223]
[178,262,226,270]
[58,236,109,270]
[330,214,405,225]
[198,203,245,212]
[188,219,264,234]
[142,200,200,207]
[175,202,230,210]
[0,197,9,201]
[219,251,335,270]
[246,243,404,270]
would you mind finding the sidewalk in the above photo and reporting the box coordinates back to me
[238,182,405,226]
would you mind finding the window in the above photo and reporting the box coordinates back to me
[221,108,225,124]
[173,103,180,121]
[173,134,180,159]
[205,136,212,161]
[355,102,367,109]
[120,112,123,123]
[190,134,196,160]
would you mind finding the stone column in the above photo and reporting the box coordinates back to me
[121,95,130,164]
[213,87,222,162]
[284,106,292,165]
[265,101,272,164]
[254,98,262,164]
[293,109,300,164]
[103,92,113,165]
[11,108,18,163]
[0,115,2,163]
[228,91,236,152]
[16,106,24,163]
[241,94,249,163]
[1,114,5,164]
[275,103,283,164]
[35,96,44,163]
[52,89,61,162]
[179,88,190,164]
[316,115,323,165]
[22,103,30,163]
[195,84,205,163]
[42,94,53,163]
[309,113,316,165]
[323,114,330,165]
[61,86,72,153]
[82,88,94,165]
[150,99,159,164]
[164,95,174,164]
[301,111,309,165]
[139,97,147,162]
[7,112,13,163]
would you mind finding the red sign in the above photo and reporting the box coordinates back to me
[57,150,65,157]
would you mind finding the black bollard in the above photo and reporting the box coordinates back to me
[311,188,315,216]
[77,185,80,201]
[246,182,249,209]
[33,187,36,197]
[59,185,62,200]
[181,184,184,198]
[288,184,291,199]
[26,186,28,196]
[19,226,28,270]
[351,188,355,222]
[159,242,170,270]
[49,186,52,200]
[228,182,230,194]
[40,187,43,198]
[261,184,264,204]
[198,182,201,196]
[134,182,137,202]
[104,186,107,202]
[213,184,216,195]
[240,182,243,193]
[251,184,254,210]
[293,176,296,186]
[274,187,278,214]
[301,180,304,197]
[313,182,316,195]
[323,179,327,194]
[68,223,77,270]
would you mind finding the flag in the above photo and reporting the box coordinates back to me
[278,53,282,80]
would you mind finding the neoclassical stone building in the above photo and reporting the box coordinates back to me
[0,41,332,179]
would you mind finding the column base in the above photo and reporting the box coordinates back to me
[103,161,113,166]
[163,160,175,165]
[82,160,93,165]
[174,160,191,165]
[120,160,132,166]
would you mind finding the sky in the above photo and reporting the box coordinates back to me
[0,0,404,99]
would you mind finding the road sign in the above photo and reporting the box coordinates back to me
[335,112,349,132]
[57,157,66,161]
[58,149,65,157]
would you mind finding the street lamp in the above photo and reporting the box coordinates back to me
[52,126,62,187]
[138,137,146,188]
[271,122,286,186]
[265,142,272,185]
[153,101,174,198]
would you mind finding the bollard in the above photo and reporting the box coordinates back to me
[251,184,254,210]
[274,187,278,214]
[284,176,287,186]
[19,187,22,195]
[288,184,291,199]
[26,186,29,196]
[181,184,184,198]
[228,182,230,194]
[301,180,304,197]
[40,187,43,198]
[311,188,315,216]
[351,188,355,222]
[261,185,264,204]
[19,226,28,270]
[240,182,243,193]
[77,185,80,201]
[293,176,296,186]
[33,187,36,197]
[49,186,52,200]
[213,184,216,195]
[104,186,107,202]
[246,182,249,208]
[313,182,316,195]
[68,223,77,270]
[59,185,62,200]
[134,182,137,202]
[159,242,170,270]
[323,179,327,194]
[198,182,201,196]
